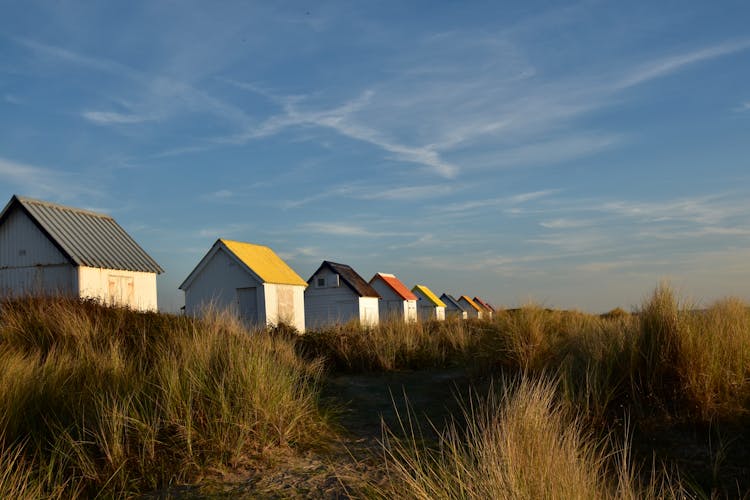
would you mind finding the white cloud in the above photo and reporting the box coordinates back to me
[539,218,594,229]
[0,156,94,200]
[82,110,158,124]
[437,189,559,214]
[614,39,750,90]
[16,37,251,128]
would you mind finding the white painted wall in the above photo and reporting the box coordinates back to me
[182,247,264,319]
[417,302,446,321]
[0,265,76,298]
[182,248,307,331]
[78,267,158,311]
[370,278,416,322]
[358,296,380,326]
[458,298,480,319]
[264,283,306,332]
[305,266,376,328]
[0,207,78,297]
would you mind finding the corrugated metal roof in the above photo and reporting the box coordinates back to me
[221,239,307,286]
[459,295,482,311]
[309,261,380,298]
[440,293,466,311]
[0,195,163,274]
[413,284,446,308]
[371,273,417,301]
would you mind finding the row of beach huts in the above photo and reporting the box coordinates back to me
[0,195,496,332]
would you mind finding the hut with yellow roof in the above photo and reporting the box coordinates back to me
[179,239,307,332]
[411,284,446,321]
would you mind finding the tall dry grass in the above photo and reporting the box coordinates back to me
[0,297,329,497]
[304,284,750,422]
[298,317,477,371]
[375,377,688,499]
[634,286,750,419]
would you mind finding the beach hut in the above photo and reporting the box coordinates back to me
[305,261,380,328]
[458,295,483,319]
[440,293,468,319]
[473,296,495,319]
[179,239,307,332]
[412,284,446,321]
[369,272,418,322]
[0,195,163,311]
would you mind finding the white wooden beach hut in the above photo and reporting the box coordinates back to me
[0,195,163,311]
[179,239,307,332]
[369,272,418,322]
[305,261,380,328]
[412,284,446,321]
[440,293,468,319]
[473,296,495,319]
[458,295,483,319]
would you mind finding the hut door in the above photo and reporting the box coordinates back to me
[236,287,258,323]
[108,275,135,307]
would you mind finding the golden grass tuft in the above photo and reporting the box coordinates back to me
[375,377,687,499]
[0,297,330,497]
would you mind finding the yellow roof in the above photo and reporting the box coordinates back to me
[221,239,307,286]
[412,285,446,308]
[459,295,482,311]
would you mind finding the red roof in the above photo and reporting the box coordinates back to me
[371,273,417,301]
[473,296,495,311]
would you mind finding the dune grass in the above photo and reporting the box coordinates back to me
[303,284,750,423]
[298,317,477,372]
[374,377,688,500]
[0,297,330,497]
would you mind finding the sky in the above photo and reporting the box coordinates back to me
[1,1,749,313]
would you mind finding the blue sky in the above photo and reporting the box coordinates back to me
[1,1,749,313]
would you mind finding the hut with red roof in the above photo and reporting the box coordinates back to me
[369,272,418,322]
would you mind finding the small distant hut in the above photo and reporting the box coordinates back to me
[179,239,307,332]
[440,293,468,319]
[369,272,418,322]
[473,296,495,319]
[458,295,483,319]
[0,195,162,311]
[305,261,380,328]
[412,284,446,321]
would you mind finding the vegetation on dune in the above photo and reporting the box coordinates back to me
[375,377,687,500]
[304,284,750,423]
[1,284,748,497]
[0,297,329,497]
[298,317,477,372]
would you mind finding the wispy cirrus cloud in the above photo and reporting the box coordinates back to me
[437,189,560,214]
[300,221,416,238]
[0,156,95,200]
[613,39,750,90]
[15,37,251,128]
[82,110,159,124]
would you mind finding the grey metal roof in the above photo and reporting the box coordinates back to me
[0,195,163,274]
